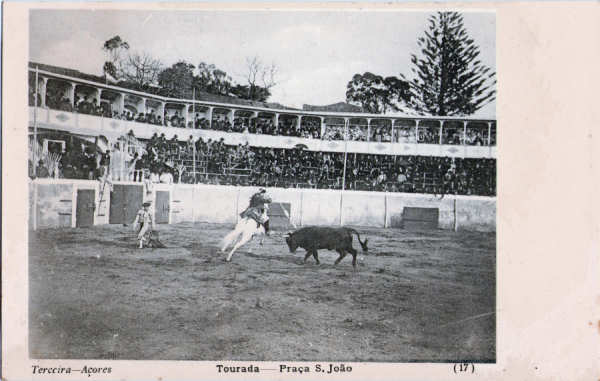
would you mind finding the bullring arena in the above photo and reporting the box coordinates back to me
[28,63,496,362]
[29,181,495,362]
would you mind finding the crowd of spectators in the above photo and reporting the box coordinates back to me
[370,124,392,142]
[33,83,495,146]
[30,130,496,196]
[189,116,322,139]
[150,136,496,195]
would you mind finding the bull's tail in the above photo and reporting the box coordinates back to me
[348,228,368,252]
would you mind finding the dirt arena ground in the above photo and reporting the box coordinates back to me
[29,222,495,362]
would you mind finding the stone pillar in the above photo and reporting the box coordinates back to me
[274,113,280,128]
[96,89,102,105]
[487,122,492,146]
[367,118,372,142]
[439,121,444,145]
[463,121,468,145]
[297,115,302,128]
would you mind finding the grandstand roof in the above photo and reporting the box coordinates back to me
[29,61,495,122]
[303,102,363,113]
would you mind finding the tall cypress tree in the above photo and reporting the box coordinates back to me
[403,12,496,116]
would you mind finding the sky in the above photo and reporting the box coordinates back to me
[30,9,495,118]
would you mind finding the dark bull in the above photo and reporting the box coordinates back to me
[284,226,368,268]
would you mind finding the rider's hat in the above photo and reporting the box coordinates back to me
[143,201,151,207]
[259,188,266,193]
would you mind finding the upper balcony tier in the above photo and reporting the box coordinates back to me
[29,65,496,159]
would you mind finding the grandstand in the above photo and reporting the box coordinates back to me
[28,63,496,193]
[28,62,496,231]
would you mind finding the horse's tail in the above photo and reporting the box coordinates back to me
[347,228,368,252]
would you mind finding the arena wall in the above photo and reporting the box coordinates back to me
[29,180,496,232]
[30,179,111,229]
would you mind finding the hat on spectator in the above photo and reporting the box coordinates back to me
[143,201,151,207]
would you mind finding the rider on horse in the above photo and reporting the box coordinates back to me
[240,188,272,235]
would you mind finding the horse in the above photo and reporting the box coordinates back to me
[220,209,268,262]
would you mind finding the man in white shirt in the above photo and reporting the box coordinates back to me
[160,170,174,184]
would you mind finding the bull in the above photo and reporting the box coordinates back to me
[284,227,368,268]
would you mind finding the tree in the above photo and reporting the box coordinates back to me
[120,52,163,88]
[346,72,410,113]
[157,61,195,98]
[195,62,233,96]
[243,56,277,101]
[102,35,130,80]
[402,12,496,116]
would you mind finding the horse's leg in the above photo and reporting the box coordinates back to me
[226,229,252,262]
[221,224,242,252]
[303,250,312,263]
[257,226,266,246]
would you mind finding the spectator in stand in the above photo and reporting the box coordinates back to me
[77,96,93,114]
[92,99,102,116]
[159,165,174,184]
[134,153,145,182]
[99,149,111,179]
[150,169,160,184]
[187,135,195,153]
[36,160,49,178]
[147,110,156,125]
[127,152,139,181]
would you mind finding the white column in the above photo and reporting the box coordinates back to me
[229,108,235,127]
[136,98,144,114]
[297,115,302,128]
[40,77,48,108]
[208,107,214,129]
[185,104,190,128]
[415,119,420,143]
[119,93,126,114]
[439,121,444,144]
[320,117,325,138]
[158,101,165,124]
[96,89,102,105]
[367,118,372,142]
[69,82,76,106]
[274,113,280,127]
[463,121,468,145]
[343,117,349,140]
[487,122,492,146]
